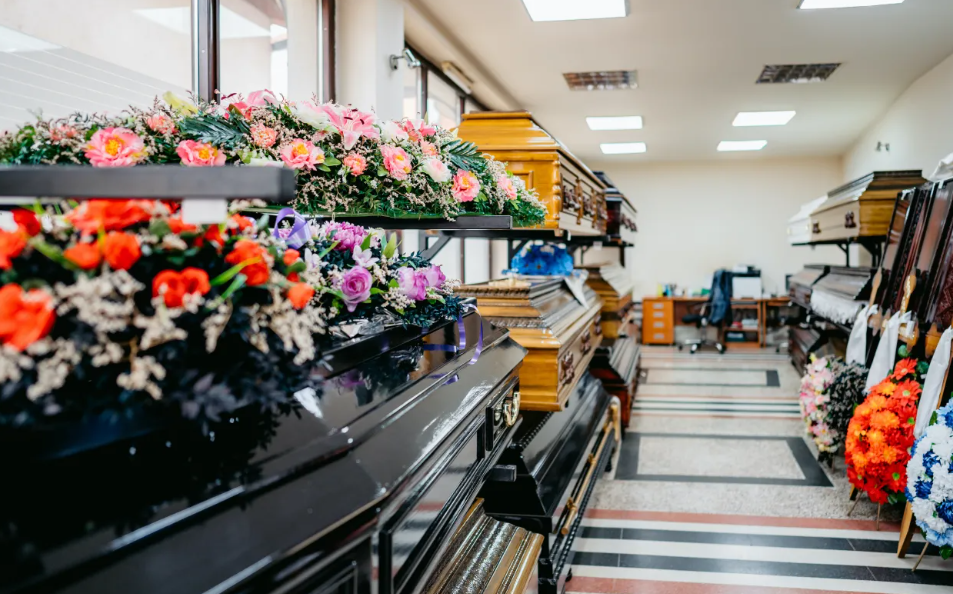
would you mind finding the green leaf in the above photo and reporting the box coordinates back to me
[317,164,331,173]
[388,279,399,288]
[317,241,340,259]
[908,417,916,425]
[370,288,385,295]
[898,344,909,358]
[219,274,247,300]
[360,233,373,251]
[324,156,341,166]
[917,361,930,375]
[383,233,398,259]
[475,191,487,203]
[31,239,73,269]
[377,166,388,177]
[149,219,172,238]
[286,261,307,274]
[210,257,259,287]
[942,546,953,560]
[178,114,248,149]
[932,411,939,425]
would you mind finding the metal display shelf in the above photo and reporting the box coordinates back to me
[791,236,885,267]
[434,228,632,263]
[301,213,512,231]
[0,165,296,202]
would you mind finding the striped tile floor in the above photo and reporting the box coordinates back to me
[570,346,953,594]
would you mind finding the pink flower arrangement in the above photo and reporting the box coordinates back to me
[49,124,78,143]
[402,119,436,142]
[397,267,428,301]
[497,174,518,201]
[421,158,451,183]
[85,127,145,167]
[318,221,368,252]
[323,105,379,150]
[146,114,176,135]
[452,170,481,203]
[420,141,439,158]
[280,139,325,170]
[176,140,226,167]
[247,89,278,106]
[379,121,409,143]
[380,145,412,180]
[342,153,367,176]
[250,124,278,148]
[423,265,446,288]
[339,266,372,312]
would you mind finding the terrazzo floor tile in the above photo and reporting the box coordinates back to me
[635,436,805,479]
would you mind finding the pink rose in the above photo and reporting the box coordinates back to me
[85,127,145,167]
[146,114,176,135]
[339,266,372,312]
[251,124,278,148]
[420,141,439,158]
[380,145,412,180]
[423,265,446,288]
[176,140,226,166]
[497,175,518,201]
[342,153,367,175]
[397,267,428,300]
[421,158,451,183]
[452,170,481,203]
[280,139,325,170]
[50,124,78,143]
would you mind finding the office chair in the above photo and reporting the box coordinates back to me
[679,302,726,354]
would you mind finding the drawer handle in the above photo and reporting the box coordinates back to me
[653,333,665,339]
[653,311,664,318]
[560,352,575,386]
[503,391,520,427]
[652,303,664,309]
[654,321,664,328]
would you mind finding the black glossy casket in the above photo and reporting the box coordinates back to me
[1,313,531,594]
[478,372,620,594]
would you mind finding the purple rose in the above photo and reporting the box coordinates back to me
[422,265,446,289]
[339,266,372,312]
[319,221,368,252]
[397,267,428,301]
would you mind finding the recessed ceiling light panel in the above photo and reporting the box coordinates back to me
[757,63,840,84]
[601,142,646,155]
[564,70,638,91]
[733,111,796,127]
[799,0,903,9]
[521,0,629,22]
[587,116,643,130]
[718,140,767,152]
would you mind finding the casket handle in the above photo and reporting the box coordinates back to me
[558,416,614,535]
[560,352,575,386]
[812,221,821,235]
[581,330,593,355]
[844,211,857,229]
[503,390,520,427]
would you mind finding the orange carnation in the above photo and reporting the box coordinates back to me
[224,239,270,286]
[282,249,300,266]
[67,199,154,234]
[63,242,102,270]
[287,283,315,309]
[152,267,211,307]
[0,284,55,351]
[0,230,26,269]
[102,231,141,270]
[167,217,198,235]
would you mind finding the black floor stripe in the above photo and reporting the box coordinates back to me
[572,552,953,586]
[766,369,780,387]
[578,526,940,556]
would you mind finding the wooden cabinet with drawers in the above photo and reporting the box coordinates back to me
[642,298,674,344]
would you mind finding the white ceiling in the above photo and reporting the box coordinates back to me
[413,0,953,162]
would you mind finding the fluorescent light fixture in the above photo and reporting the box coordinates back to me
[521,0,629,22]
[587,116,643,131]
[733,111,796,127]
[718,140,768,152]
[601,142,646,155]
[798,0,903,9]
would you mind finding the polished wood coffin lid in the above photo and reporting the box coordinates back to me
[458,112,607,236]
[807,170,925,243]
[457,276,604,410]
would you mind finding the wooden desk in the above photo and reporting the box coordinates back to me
[642,296,790,348]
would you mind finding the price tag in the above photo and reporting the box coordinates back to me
[181,198,228,225]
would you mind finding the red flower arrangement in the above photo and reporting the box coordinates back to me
[845,358,923,504]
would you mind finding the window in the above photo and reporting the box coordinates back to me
[403,63,420,119]
[426,72,461,130]
[220,0,323,103]
[0,0,191,130]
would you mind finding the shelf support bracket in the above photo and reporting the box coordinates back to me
[419,234,452,261]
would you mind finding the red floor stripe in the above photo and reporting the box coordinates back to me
[567,576,878,594]
[583,509,900,532]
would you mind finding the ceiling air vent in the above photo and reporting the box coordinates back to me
[756,63,841,84]
[563,70,638,91]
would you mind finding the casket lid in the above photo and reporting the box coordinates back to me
[812,170,925,215]
[813,266,875,301]
[581,263,635,299]
[789,264,830,289]
[593,170,637,212]
[458,112,606,189]
[788,195,827,223]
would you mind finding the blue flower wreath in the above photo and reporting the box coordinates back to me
[510,244,574,276]
[906,402,953,556]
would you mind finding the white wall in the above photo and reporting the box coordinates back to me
[593,157,847,300]
[844,52,953,181]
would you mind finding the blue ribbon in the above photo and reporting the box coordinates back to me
[272,207,311,250]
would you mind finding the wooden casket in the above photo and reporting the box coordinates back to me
[582,264,639,429]
[457,112,607,236]
[457,277,603,411]
[593,170,637,243]
[788,264,829,309]
[787,196,828,245]
[808,170,925,244]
